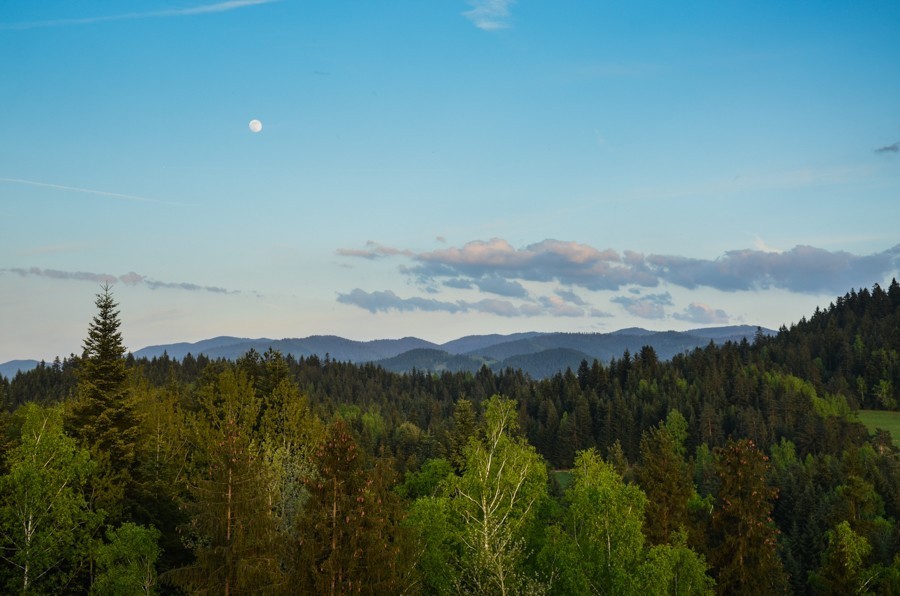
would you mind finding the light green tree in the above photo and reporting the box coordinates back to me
[91,522,161,595]
[544,449,713,596]
[809,520,876,594]
[0,403,102,594]
[408,395,549,595]
[559,448,648,593]
[259,378,322,537]
[452,395,549,595]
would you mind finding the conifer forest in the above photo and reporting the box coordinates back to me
[1,281,899,595]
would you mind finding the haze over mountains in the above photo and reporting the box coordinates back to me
[1,325,773,380]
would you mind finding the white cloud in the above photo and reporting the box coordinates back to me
[339,238,900,296]
[463,0,516,31]
[611,293,673,320]
[673,302,730,324]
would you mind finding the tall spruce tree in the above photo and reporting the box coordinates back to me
[66,284,140,520]
[710,439,788,595]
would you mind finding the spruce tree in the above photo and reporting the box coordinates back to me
[66,284,140,520]
[710,439,788,595]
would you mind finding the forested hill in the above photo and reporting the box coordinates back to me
[0,280,898,593]
[1,325,771,380]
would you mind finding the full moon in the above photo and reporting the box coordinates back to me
[248,119,263,133]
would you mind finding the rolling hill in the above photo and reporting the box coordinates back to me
[4,326,774,381]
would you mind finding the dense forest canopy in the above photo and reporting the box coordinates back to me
[0,280,898,594]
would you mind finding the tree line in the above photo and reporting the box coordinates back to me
[0,280,898,593]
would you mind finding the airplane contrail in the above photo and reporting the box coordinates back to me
[0,0,279,31]
[0,177,186,206]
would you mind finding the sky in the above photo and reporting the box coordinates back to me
[1,0,900,363]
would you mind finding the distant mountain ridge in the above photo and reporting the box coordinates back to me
[2,326,774,381]
[0,359,40,379]
[122,325,774,379]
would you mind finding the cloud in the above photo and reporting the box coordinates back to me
[463,0,516,30]
[410,238,657,290]
[2,267,238,294]
[538,295,585,317]
[611,293,673,320]
[555,288,588,306]
[338,288,568,318]
[673,302,731,324]
[6,267,118,285]
[474,276,528,298]
[443,278,474,290]
[1,0,278,30]
[647,244,900,294]
[335,241,412,260]
[338,238,900,299]
[875,142,899,154]
[337,289,465,314]
[469,298,527,317]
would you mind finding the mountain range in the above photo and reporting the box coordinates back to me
[1,325,773,380]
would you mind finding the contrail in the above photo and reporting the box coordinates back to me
[0,177,187,206]
[0,0,279,31]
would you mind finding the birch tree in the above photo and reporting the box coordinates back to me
[452,395,548,595]
[0,403,101,594]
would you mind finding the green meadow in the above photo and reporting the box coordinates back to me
[858,410,900,447]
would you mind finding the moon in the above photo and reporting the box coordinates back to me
[248,119,263,133]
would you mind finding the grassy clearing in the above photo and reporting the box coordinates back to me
[858,409,900,447]
[554,470,574,492]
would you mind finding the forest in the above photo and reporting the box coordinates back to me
[0,280,899,594]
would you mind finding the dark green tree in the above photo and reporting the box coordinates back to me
[710,439,787,595]
[168,368,282,594]
[294,418,417,594]
[636,421,693,545]
[448,398,477,473]
[66,285,140,520]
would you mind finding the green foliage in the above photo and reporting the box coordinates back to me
[640,530,715,596]
[168,367,282,594]
[0,403,102,594]
[66,285,140,521]
[811,392,854,420]
[552,448,648,593]
[406,495,458,595]
[451,395,550,594]
[710,439,787,595]
[637,422,693,545]
[294,419,418,594]
[3,279,900,592]
[448,398,477,473]
[91,523,161,595]
[397,457,452,500]
[546,449,713,595]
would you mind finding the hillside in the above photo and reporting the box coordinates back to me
[5,325,774,382]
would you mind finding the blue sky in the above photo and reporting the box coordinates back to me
[2,0,899,362]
